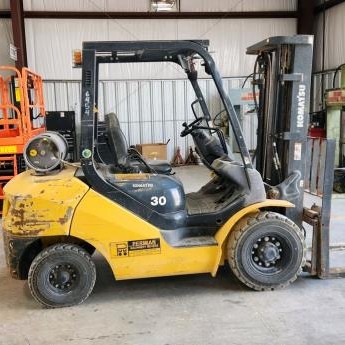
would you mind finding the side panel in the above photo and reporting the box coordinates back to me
[70,189,218,280]
[2,167,88,237]
[71,190,294,280]
[113,174,186,214]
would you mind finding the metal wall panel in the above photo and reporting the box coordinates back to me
[0,19,13,67]
[24,0,296,11]
[42,71,342,162]
[25,18,296,80]
[43,77,258,161]
[181,0,297,11]
[313,3,345,71]
[24,0,148,11]
[0,0,9,10]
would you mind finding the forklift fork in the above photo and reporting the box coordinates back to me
[303,138,345,278]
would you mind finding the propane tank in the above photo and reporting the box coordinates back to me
[24,131,68,172]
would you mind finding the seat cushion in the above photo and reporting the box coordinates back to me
[105,113,128,165]
[147,159,172,175]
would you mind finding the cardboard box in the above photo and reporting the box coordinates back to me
[136,143,167,160]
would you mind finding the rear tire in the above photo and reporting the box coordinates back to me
[28,243,96,308]
[227,211,306,291]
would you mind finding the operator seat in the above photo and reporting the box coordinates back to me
[191,128,232,170]
[105,113,172,175]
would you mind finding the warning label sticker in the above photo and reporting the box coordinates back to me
[294,142,302,161]
[110,238,161,258]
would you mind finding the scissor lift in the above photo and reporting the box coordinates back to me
[0,66,46,207]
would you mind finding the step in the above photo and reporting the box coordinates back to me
[0,156,16,161]
[173,236,217,248]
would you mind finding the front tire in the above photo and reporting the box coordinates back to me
[228,211,306,291]
[28,244,96,308]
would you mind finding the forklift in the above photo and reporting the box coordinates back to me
[2,37,314,308]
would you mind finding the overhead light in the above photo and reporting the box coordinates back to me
[150,0,179,12]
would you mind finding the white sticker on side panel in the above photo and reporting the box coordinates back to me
[294,143,302,160]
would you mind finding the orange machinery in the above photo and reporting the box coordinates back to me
[0,66,46,206]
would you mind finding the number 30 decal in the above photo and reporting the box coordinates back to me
[151,196,167,206]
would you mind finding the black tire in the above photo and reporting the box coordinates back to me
[228,211,306,291]
[28,243,96,308]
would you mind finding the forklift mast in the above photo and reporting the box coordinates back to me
[246,35,314,226]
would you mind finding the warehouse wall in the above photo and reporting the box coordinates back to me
[180,0,296,11]
[0,0,298,160]
[43,77,258,161]
[24,18,296,80]
[313,2,345,71]
[23,0,297,12]
[311,2,345,112]
[22,0,297,79]
[0,0,9,8]
[0,0,12,67]
[0,19,13,67]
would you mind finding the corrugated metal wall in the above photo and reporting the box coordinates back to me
[43,77,257,161]
[313,2,345,72]
[1,1,297,74]
[43,71,336,161]
[0,19,13,67]
[24,0,297,11]
[24,17,296,80]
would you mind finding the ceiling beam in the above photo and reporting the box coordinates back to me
[23,11,298,19]
[0,10,298,20]
[0,10,10,18]
[297,0,314,34]
[315,0,345,14]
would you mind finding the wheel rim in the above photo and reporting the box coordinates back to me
[249,232,291,274]
[48,263,79,292]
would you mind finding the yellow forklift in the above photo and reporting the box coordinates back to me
[2,37,313,308]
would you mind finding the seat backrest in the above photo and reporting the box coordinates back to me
[105,113,128,165]
[191,128,229,169]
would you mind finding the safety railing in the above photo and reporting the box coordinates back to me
[0,66,46,146]
[0,66,25,141]
[22,67,45,138]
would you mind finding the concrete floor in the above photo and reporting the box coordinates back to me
[1,165,345,345]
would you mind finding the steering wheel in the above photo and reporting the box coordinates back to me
[180,117,204,137]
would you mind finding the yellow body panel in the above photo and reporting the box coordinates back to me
[2,166,89,237]
[2,166,294,280]
[71,188,294,280]
[70,189,219,279]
